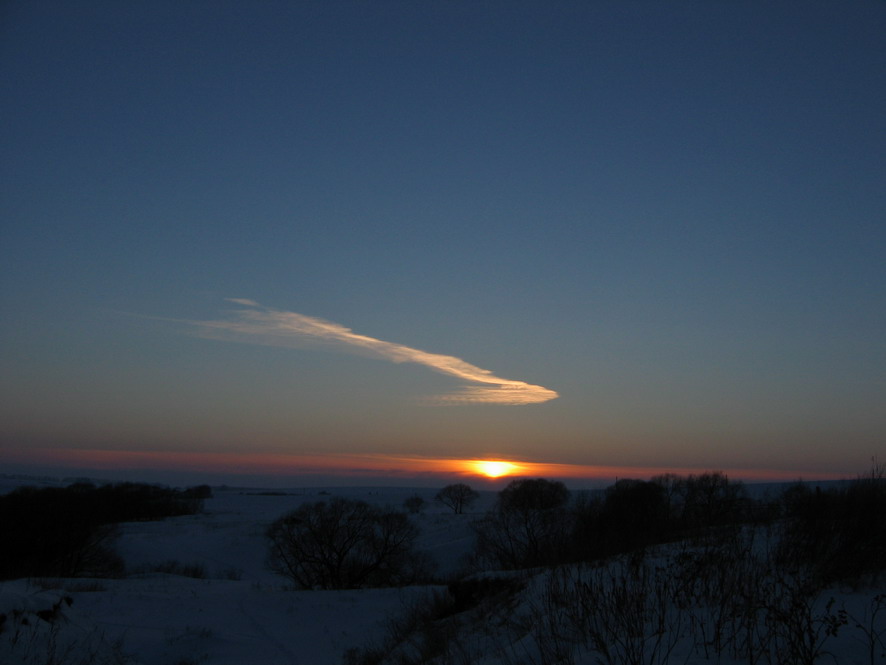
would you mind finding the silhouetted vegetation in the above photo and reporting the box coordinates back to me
[777,460,886,586]
[476,475,709,569]
[499,477,570,512]
[403,495,426,514]
[0,482,206,580]
[266,497,434,589]
[183,483,213,499]
[473,478,572,569]
[587,478,671,555]
[434,483,479,514]
[345,577,525,665]
[362,467,885,664]
[571,472,751,562]
[467,467,886,583]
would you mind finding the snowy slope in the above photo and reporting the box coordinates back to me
[0,484,488,665]
[2,480,883,665]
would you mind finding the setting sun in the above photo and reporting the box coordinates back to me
[471,460,521,478]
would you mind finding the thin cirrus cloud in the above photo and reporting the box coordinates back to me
[189,299,559,406]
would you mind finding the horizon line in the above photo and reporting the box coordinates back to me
[0,447,854,486]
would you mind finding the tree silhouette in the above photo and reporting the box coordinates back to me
[474,478,571,569]
[435,483,479,514]
[498,478,569,513]
[266,497,426,589]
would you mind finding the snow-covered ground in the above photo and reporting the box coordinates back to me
[0,480,491,665]
[1,477,883,665]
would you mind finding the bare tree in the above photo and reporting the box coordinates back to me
[435,483,479,514]
[473,478,572,569]
[266,497,426,589]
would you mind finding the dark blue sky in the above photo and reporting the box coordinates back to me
[2,1,884,482]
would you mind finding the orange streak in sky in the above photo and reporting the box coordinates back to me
[11,448,851,483]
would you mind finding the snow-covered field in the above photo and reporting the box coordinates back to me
[1,476,883,665]
[0,479,492,665]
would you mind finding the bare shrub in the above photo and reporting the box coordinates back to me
[766,582,848,665]
[574,557,684,665]
[670,524,855,665]
[474,479,572,570]
[0,591,131,664]
[347,577,524,665]
[344,589,460,665]
[435,484,479,515]
[848,593,886,665]
[266,497,430,589]
[678,472,748,531]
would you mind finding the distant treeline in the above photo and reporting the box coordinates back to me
[472,468,886,586]
[357,467,886,665]
[0,482,211,580]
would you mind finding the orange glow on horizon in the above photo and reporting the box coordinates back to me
[469,460,521,478]
[3,447,852,485]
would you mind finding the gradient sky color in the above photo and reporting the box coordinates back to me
[1,1,884,486]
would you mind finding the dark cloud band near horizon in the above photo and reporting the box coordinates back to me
[189,299,559,406]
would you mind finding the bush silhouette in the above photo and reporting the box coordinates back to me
[597,478,670,554]
[498,478,569,513]
[778,467,886,585]
[568,472,750,562]
[677,472,749,531]
[266,497,430,589]
[473,478,572,569]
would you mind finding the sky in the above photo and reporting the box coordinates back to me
[1,1,884,487]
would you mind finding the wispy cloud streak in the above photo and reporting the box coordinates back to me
[191,299,558,405]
